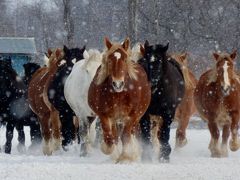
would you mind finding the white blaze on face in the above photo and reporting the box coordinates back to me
[71,58,77,64]
[150,56,155,62]
[223,61,230,91]
[114,52,121,60]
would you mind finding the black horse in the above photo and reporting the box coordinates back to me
[48,45,85,149]
[0,60,41,153]
[138,41,185,162]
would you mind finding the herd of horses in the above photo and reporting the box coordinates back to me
[0,37,240,163]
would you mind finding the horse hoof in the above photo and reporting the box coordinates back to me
[210,152,221,158]
[17,144,26,154]
[159,156,170,163]
[141,151,152,162]
[101,142,114,155]
[43,146,52,156]
[4,144,11,154]
[115,153,134,164]
[175,138,187,149]
[229,139,240,151]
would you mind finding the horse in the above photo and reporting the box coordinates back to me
[64,49,102,156]
[171,53,198,149]
[88,37,151,163]
[0,59,26,153]
[12,62,42,152]
[194,50,240,157]
[28,48,64,155]
[138,40,185,162]
[48,45,85,149]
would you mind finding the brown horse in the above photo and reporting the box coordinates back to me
[194,50,240,157]
[171,53,198,148]
[88,38,151,163]
[28,48,64,155]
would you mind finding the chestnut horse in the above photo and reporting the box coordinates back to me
[88,38,151,163]
[172,53,198,148]
[194,50,240,157]
[28,48,64,155]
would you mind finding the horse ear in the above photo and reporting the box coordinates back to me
[104,37,112,50]
[47,49,52,57]
[213,52,220,61]
[180,52,188,64]
[55,48,62,59]
[83,50,90,60]
[140,44,145,56]
[80,45,86,53]
[144,40,149,48]
[63,45,69,53]
[230,49,237,60]
[163,42,169,52]
[122,37,130,51]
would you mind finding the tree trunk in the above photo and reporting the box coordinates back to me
[128,0,138,44]
[63,0,74,47]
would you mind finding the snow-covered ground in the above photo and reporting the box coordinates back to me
[0,124,240,180]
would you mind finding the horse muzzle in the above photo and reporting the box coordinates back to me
[221,86,231,96]
[112,80,125,92]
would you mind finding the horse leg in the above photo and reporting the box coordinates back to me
[208,121,221,157]
[15,123,26,153]
[116,117,140,163]
[110,122,121,160]
[175,114,190,149]
[139,114,152,161]
[60,112,74,150]
[50,110,61,152]
[73,116,80,144]
[100,117,115,155]
[229,112,240,151]
[158,112,174,163]
[79,117,96,156]
[4,121,15,154]
[221,124,230,157]
[29,120,42,150]
[41,113,52,155]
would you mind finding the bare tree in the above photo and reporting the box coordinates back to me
[128,0,138,44]
[63,0,75,47]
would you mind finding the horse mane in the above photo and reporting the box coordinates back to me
[96,43,138,85]
[131,43,143,62]
[171,54,195,89]
[82,49,102,71]
[44,54,50,67]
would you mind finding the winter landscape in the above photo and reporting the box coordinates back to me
[0,0,240,180]
[0,121,240,180]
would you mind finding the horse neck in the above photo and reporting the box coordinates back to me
[181,67,196,89]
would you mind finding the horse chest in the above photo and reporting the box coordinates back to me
[215,104,231,126]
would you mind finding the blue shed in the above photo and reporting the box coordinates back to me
[0,37,37,76]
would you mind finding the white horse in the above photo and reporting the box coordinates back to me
[64,49,102,156]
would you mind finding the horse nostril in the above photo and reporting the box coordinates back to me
[112,81,117,88]
[112,81,124,89]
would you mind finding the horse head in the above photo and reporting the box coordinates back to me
[47,48,65,68]
[213,50,237,96]
[63,45,85,66]
[139,40,169,88]
[104,37,131,92]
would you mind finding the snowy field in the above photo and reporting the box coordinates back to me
[0,123,240,180]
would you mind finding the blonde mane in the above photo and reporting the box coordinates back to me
[131,43,143,62]
[96,43,138,85]
[82,49,102,71]
[171,54,195,89]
